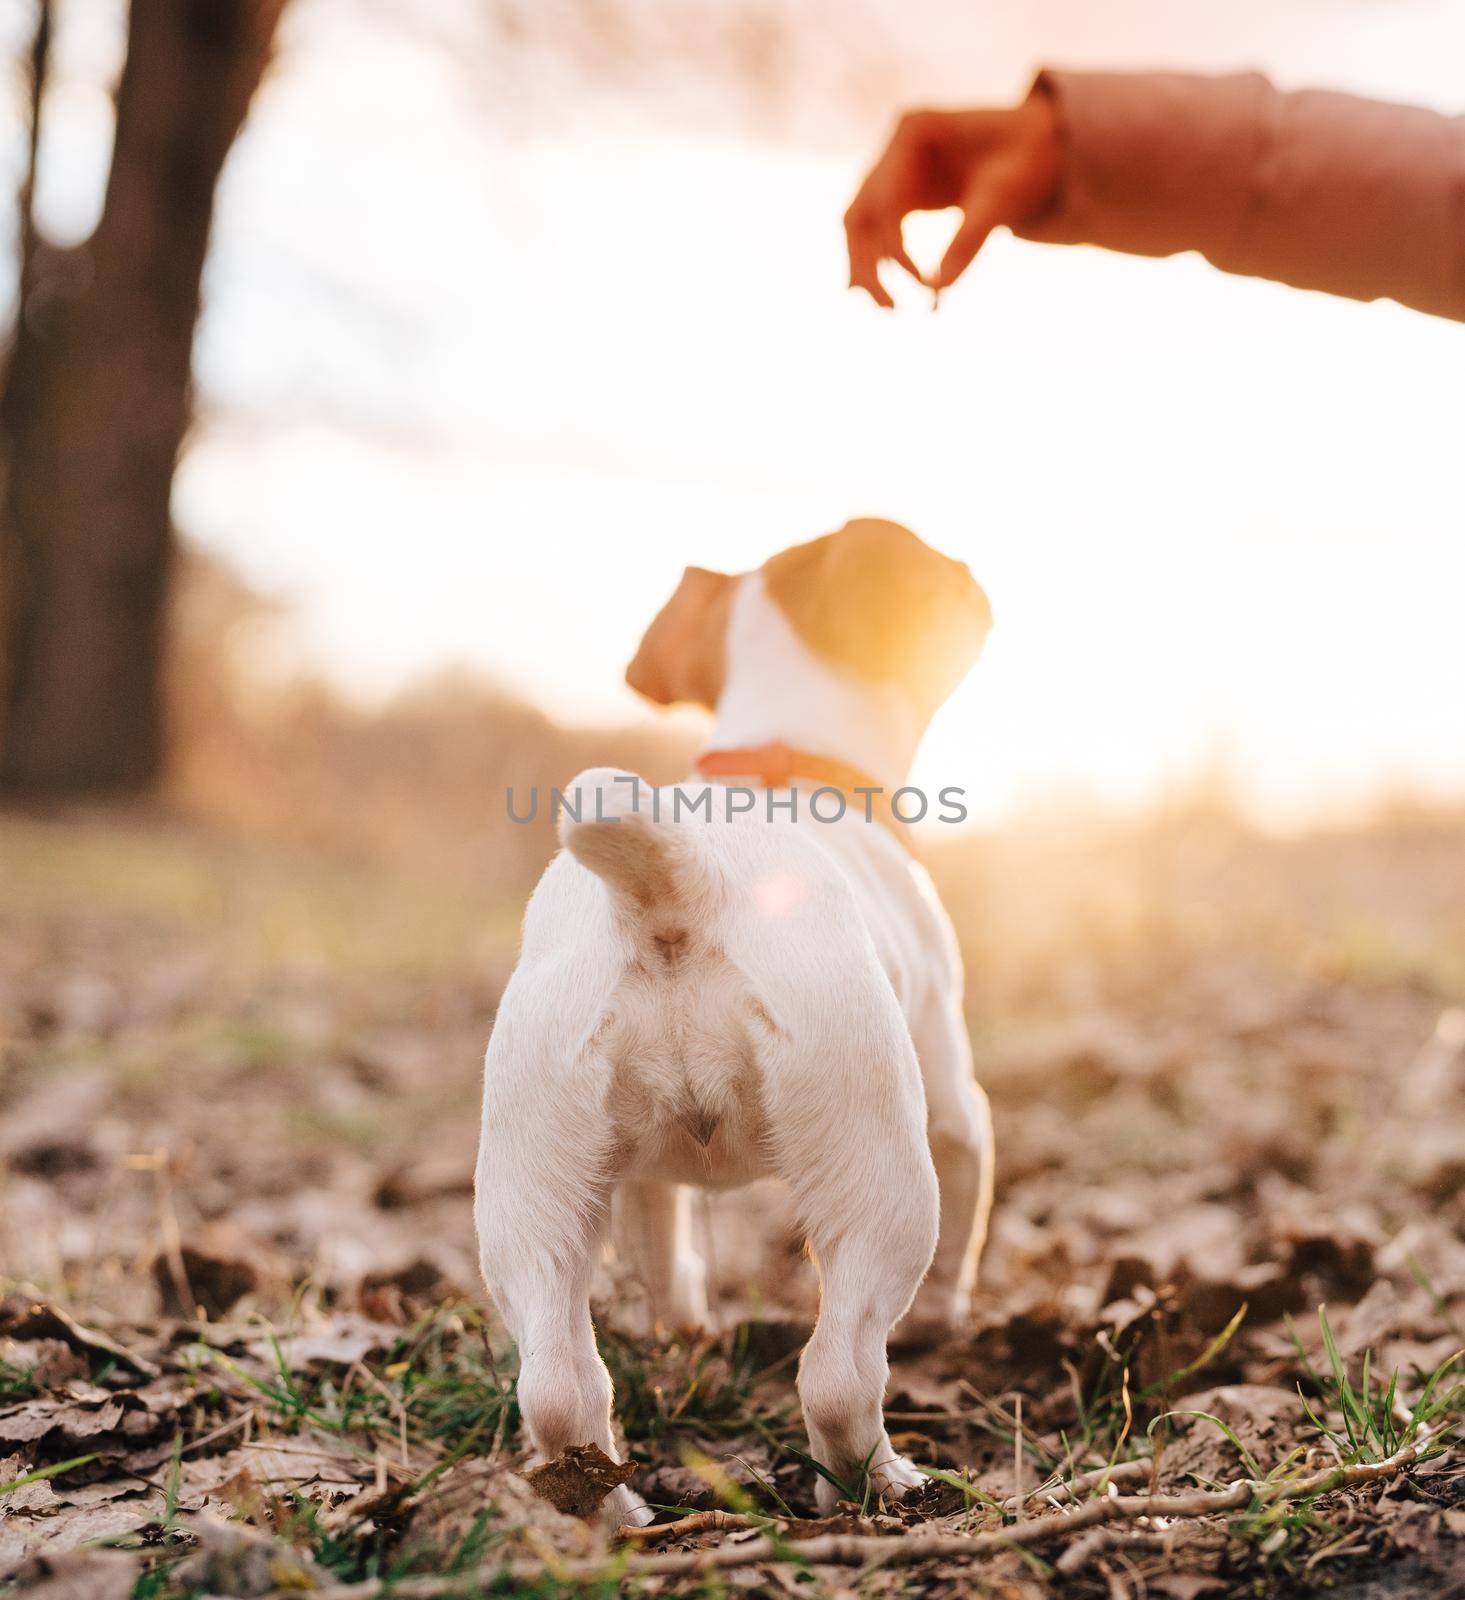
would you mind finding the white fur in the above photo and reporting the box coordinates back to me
[475,572,994,1524]
[711,572,923,790]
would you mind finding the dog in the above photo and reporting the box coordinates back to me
[476,518,995,1524]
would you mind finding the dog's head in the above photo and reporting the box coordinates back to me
[625,518,991,728]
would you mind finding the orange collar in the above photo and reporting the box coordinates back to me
[695,741,914,854]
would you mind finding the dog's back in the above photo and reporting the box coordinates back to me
[518,767,910,1192]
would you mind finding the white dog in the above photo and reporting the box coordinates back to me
[476,519,995,1524]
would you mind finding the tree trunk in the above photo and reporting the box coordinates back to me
[0,0,284,798]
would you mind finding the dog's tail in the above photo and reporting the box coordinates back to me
[558,768,694,939]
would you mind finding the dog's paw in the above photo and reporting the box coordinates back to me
[606,1482,654,1529]
[612,1271,712,1344]
[870,1452,926,1501]
[812,1448,926,1513]
[663,1262,712,1336]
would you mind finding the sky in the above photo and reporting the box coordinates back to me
[9,0,1465,824]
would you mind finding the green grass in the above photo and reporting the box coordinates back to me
[0,1359,39,1399]
[0,1454,100,1499]
[1291,1304,1462,1466]
[196,1301,519,1465]
[952,1298,1462,1578]
[1150,1305,1465,1574]
[14,1301,1460,1598]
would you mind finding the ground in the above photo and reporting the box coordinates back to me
[3,805,1465,1598]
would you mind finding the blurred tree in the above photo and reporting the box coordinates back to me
[0,0,285,798]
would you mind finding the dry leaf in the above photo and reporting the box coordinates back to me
[2,1549,139,1600]
[0,1298,159,1378]
[402,1458,599,1560]
[153,1241,260,1319]
[246,1313,397,1372]
[170,1515,328,1598]
[523,1443,636,1519]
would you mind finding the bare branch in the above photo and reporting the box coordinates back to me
[617,1508,764,1544]
[1002,1452,1153,1513]
[276,1436,1441,1598]
[1057,1526,1191,1578]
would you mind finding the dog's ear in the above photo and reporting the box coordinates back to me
[625,565,736,710]
[762,519,991,723]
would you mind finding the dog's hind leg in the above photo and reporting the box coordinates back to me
[799,1220,934,1509]
[900,993,994,1343]
[760,1011,940,1511]
[478,1189,652,1527]
[476,1036,650,1526]
[613,1179,711,1335]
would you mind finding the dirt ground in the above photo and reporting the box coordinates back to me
[3,804,1465,1598]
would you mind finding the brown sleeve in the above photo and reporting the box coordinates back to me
[1015,69,1465,322]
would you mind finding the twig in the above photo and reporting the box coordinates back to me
[150,1151,195,1317]
[482,1332,514,1464]
[274,1437,1436,1598]
[1012,1392,1024,1521]
[618,1509,764,1544]
[350,1361,413,1471]
[1100,1559,1132,1600]
[1004,1453,1153,1513]
[1056,1527,1172,1577]
[176,1408,252,1458]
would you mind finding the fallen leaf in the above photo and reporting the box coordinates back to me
[402,1457,598,1560]
[0,1339,89,1390]
[1,1502,158,1569]
[0,1297,159,1378]
[246,1313,397,1371]
[0,1399,67,1444]
[524,1443,636,1519]
[153,1241,260,1319]
[1,1548,139,1600]
[170,1514,328,1597]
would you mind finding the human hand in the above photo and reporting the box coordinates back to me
[843,90,1061,306]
